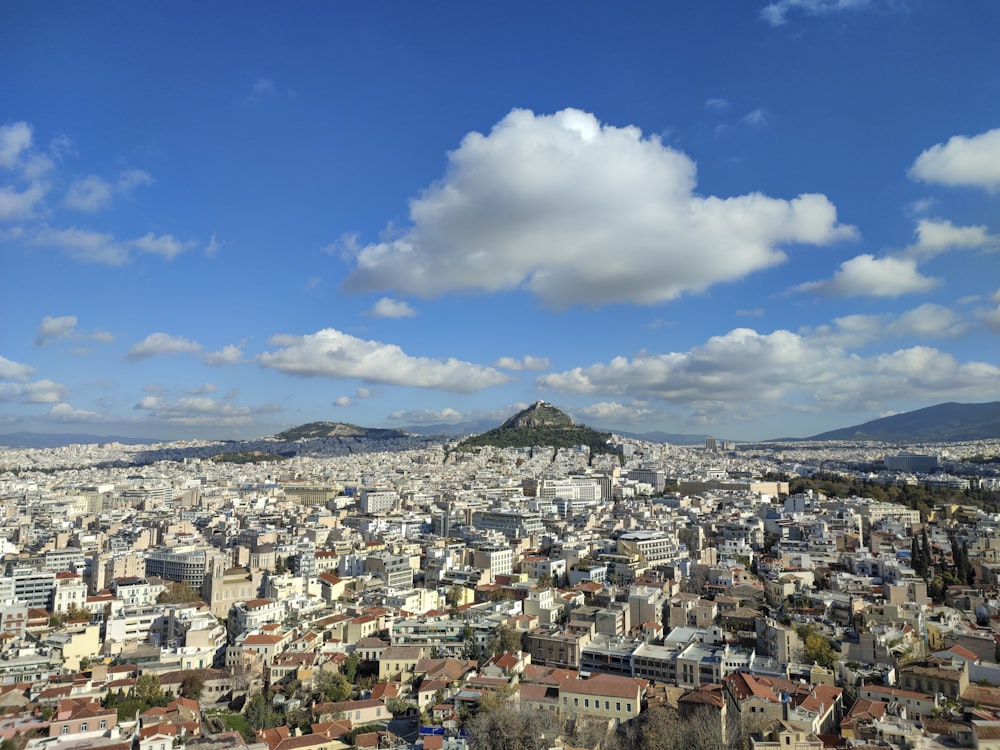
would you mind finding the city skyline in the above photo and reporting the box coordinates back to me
[2,2,1000,442]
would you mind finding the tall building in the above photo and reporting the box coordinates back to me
[883,453,939,473]
[471,509,544,540]
[143,546,217,589]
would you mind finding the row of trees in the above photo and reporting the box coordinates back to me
[103,673,205,721]
[466,696,765,750]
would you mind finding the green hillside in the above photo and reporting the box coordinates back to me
[457,401,613,453]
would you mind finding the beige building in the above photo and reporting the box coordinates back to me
[558,672,648,722]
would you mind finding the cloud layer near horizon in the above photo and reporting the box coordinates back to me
[537,326,1000,425]
[344,108,856,308]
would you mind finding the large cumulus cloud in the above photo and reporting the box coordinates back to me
[343,108,856,308]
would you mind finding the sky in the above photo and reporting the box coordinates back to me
[2,1,1000,443]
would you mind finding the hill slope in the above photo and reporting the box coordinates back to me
[274,422,410,441]
[457,401,613,453]
[806,402,1000,442]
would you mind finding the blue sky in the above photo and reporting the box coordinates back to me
[2,1,1000,442]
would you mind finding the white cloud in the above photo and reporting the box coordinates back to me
[760,0,872,26]
[0,379,65,404]
[0,181,48,221]
[810,304,967,347]
[135,394,279,426]
[322,232,361,259]
[203,343,244,366]
[344,108,856,309]
[0,355,35,381]
[259,328,512,392]
[34,314,114,349]
[31,227,129,264]
[355,387,372,399]
[886,303,968,339]
[117,169,153,191]
[704,98,730,111]
[133,232,194,260]
[576,401,660,425]
[47,402,113,423]
[909,128,1000,192]
[0,122,33,168]
[387,407,466,424]
[205,233,223,257]
[905,218,999,259]
[904,198,935,218]
[0,123,54,221]
[30,224,193,264]
[979,290,1000,333]
[538,326,1000,425]
[188,383,217,395]
[743,108,771,127]
[35,315,78,345]
[494,355,551,371]
[793,254,937,297]
[249,77,278,103]
[126,333,203,360]
[333,396,353,407]
[366,297,417,318]
[65,175,113,212]
[65,169,153,212]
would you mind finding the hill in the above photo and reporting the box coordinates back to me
[806,401,1000,442]
[274,422,410,441]
[457,401,613,453]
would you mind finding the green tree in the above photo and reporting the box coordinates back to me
[446,584,465,611]
[157,581,203,605]
[181,673,205,701]
[465,693,562,750]
[487,624,523,657]
[386,697,417,716]
[315,669,352,702]
[245,692,276,730]
[134,674,165,706]
[283,707,312,733]
[274,556,288,575]
[343,652,360,684]
[342,723,388,745]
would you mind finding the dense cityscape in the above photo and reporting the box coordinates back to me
[4,3,1000,750]
[2,409,1000,750]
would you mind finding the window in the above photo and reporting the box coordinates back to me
[80,723,88,732]
[626,703,632,712]
[99,720,108,729]
[61,726,69,735]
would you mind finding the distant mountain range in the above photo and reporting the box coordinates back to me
[5,401,1000,450]
[804,401,1000,442]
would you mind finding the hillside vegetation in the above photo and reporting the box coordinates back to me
[457,401,613,454]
